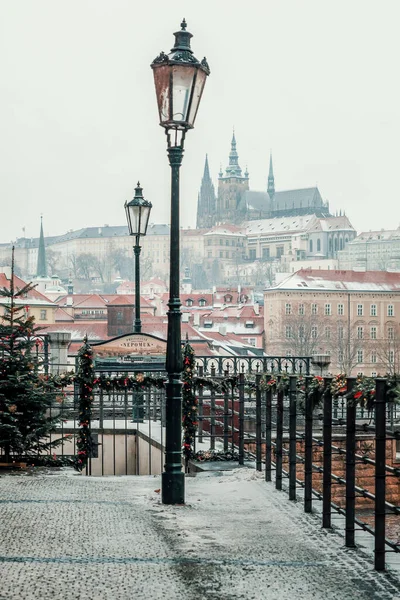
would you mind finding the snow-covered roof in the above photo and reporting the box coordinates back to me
[271,269,400,292]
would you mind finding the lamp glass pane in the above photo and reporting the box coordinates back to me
[153,65,171,123]
[140,205,151,236]
[128,204,140,236]
[187,69,207,127]
[172,65,196,124]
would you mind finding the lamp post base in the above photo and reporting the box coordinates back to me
[161,471,185,505]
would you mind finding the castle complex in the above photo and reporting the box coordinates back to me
[196,133,330,227]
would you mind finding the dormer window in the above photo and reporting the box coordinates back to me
[225,295,232,303]
[199,299,207,307]
[204,320,213,328]
[186,299,193,307]
[245,320,254,328]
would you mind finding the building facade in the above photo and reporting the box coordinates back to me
[264,269,400,376]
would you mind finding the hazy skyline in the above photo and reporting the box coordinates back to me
[0,1,399,242]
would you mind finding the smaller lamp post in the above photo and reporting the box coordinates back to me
[124,182,152,333]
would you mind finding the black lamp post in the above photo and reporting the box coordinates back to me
[124,182,152,334]
[151,20,209,504]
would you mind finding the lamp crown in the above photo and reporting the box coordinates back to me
[134,182,143,198]
[172,18,193,53]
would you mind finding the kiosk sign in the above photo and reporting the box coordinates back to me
[92,334,166,357]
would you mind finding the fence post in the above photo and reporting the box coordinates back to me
[345,377,356,548]
[289,376,297,500]
[238,371,245,465]
[223,370,230,452]
[255,373,262,472]
[197,365,203,443]
[275,378,284,491]
[304,376,313,512]
[323,377,333,527]
[210,387,216,451]
[265,377,272,482]
[375,378,387,571]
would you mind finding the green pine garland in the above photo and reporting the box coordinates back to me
[182,341,198,465]
[74,337,95,471]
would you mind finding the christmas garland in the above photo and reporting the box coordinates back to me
[74,338,95,471]
[92,373,165,391]
[296,375,325,413]
[182,341,198,464]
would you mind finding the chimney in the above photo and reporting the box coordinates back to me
[182,312,190,323]
[219,325,227,336]
[66,297,73,307]
[193,313,200,327]
[254,301,259,316]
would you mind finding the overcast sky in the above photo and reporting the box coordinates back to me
[0,1,399,242]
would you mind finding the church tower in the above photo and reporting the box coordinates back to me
[267,153,275,200]
[36,216,47,277]
[196,154,216,229]
[216,132,249,224]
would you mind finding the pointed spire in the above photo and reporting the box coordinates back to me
[36,215,47,278]
[203,154,211,181]
[267,153,275,199]
[223,129,242,178]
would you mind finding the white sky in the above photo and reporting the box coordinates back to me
[0,0,399,242]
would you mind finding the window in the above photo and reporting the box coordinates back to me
[388,327,394,340]
[219,251,223,258]
[207,239,211,246]
[357,326,364,339]
[285,325,292,339]
[371,372,377,378]
[248,338,256,347]
[262,247,270,259]
[199,299,207,307]
[389,350,395,364]
[338,325,344,339]
[388,305,394,317]
[370,326,377,340]
[357,349,364,363]
[186,299,193,307]
[299,325,305,338]
[325,303,331,316]
[311,303,317,315]
[40,309,47,320]
[317,239,321,252]
[338,350,344,362]
[225,251,229,258]
[276,246,284,258]
[285,303,292,315]
[325,327,331,340]
[357,304,363,316]
[249,249,256,260]
[207,251,212,258]
[117,311,123,321]
[298,303,305,316]
[371,351,377,364]
[225,239,229,246]
[337,303,344,316]
[309,240,313,253]
[370,304,377,317]
[311,326,317,339]
[225,295,232,303]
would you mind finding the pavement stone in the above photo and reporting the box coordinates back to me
[0,467,400,599]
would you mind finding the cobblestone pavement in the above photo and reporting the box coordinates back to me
[1,468,400,599]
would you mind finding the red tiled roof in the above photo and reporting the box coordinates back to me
[276,269,400,292]
[0,273,53,303]
[55,307,74,322]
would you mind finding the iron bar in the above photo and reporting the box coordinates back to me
[289,376,297,500]
[265,379,272,482]
[238,372,245,465]
[375,378,387,571]
[322,377,333,527]
[255,373,262,471]
[275,381,284,491]
[345,377,356,548]
[304,376,313,512]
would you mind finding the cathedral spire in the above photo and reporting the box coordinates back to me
[196,154,216,228]
[36,215,47,277]
[224,129,242,177]
[267,153,275,199]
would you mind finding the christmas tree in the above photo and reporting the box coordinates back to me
[182,340,198,467]
[74,337,95,471]
[0,248,65,461]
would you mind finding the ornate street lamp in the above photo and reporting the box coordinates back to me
[151,19,209,504]
[124,182,152,333]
